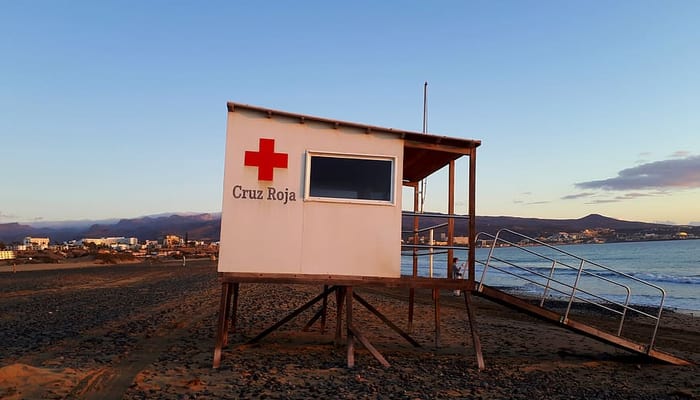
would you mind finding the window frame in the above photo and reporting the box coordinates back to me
[303,151,397,206]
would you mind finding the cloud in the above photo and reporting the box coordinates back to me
[584,199,621,204]
[526,201,550,205]
[670,151,690,158]
[561,192,595,200]
[613,192,656,200]
[576,155,700,191]
[0,211,18,221]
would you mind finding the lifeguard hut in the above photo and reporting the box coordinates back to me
[213,102,691,368]
[214,102,482,368]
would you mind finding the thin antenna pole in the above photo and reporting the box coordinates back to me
[420,82,428,213]
[422,81,428,134]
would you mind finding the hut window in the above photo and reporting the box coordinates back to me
[305,152,394,203]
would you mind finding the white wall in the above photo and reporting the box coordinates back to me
[218,109,402,277]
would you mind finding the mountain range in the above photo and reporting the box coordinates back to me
[0,212,695,244]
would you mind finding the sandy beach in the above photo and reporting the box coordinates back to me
[1,261,698,399]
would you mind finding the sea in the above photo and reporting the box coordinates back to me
[401,239,700,313]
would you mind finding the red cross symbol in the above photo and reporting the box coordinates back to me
[244,138,288,181]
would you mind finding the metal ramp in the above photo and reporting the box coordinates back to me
[473,229,693,366]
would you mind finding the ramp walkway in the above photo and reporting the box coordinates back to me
[473,229,692,366]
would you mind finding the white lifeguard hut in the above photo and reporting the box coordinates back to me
[214,102,481,368]
[213,102,693,369]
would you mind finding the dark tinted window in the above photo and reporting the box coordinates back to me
[309,156,393,201]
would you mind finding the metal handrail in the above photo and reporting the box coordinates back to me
[476,231,634,335]
[401,222,448,235]
[476,229,667,351]
[402,211,471,219]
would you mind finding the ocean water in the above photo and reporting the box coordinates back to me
[401,239,700,312]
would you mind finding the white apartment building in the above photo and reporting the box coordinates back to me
[23,237,50,250]
[80,237,139,247]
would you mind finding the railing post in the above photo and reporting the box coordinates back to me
[564,259,586,322]
[540,260,557,307]
[429,229,434,278]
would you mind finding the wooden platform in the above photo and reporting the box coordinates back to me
[211,274,692,369]
[212,274,484,370]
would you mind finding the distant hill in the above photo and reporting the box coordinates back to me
[0,212,692,244]
[404,213,683,241]
[0,213,221,244]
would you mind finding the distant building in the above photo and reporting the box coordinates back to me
[24,237,50,250]
[80,237,139,248]
[162,235,183,247]
[0,250,16,260]
[454,236,469,245]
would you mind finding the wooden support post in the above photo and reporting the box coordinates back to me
[433,288,441,348]
[464,291,485,370]
[346,286,355,367]
[408,288,415,333]
[335,286,346,347]
[468,149,477,289]
[225,282,239,347]
[410,184,419,332]
[213,282,232,368]
[321,284,328,334]
[447,160,455,275]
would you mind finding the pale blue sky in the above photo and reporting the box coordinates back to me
[1,1,699,225]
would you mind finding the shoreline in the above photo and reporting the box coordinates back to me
[5,260,699,317]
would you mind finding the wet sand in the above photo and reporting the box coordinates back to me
[1,261,698,399]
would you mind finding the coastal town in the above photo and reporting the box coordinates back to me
[2,222,697,267]
[0,234,219,266]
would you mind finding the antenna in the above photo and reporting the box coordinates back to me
[420,81,428,213]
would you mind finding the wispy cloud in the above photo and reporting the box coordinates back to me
[613,192,657,200]
[561,192,595,200]
[576,155,700,191]
[585,199,621,204]
[0,211,18,221]
[670,150,690,158]
[513,192,549,205]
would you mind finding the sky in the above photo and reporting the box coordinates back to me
[1,0,699,226]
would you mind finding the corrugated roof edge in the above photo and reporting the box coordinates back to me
[227,102,481,149]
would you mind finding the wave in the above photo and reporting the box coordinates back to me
[627,273,700,285]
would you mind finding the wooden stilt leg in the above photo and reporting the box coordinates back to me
[434,288,441,348]
[213,282,232,368]
[464,291,485,370]
[230,283,239,334]
[346,286,355,368]
[222,283,235,347]
[408,288,415,333]
[335,287,345,347]
[321,284,328,334]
